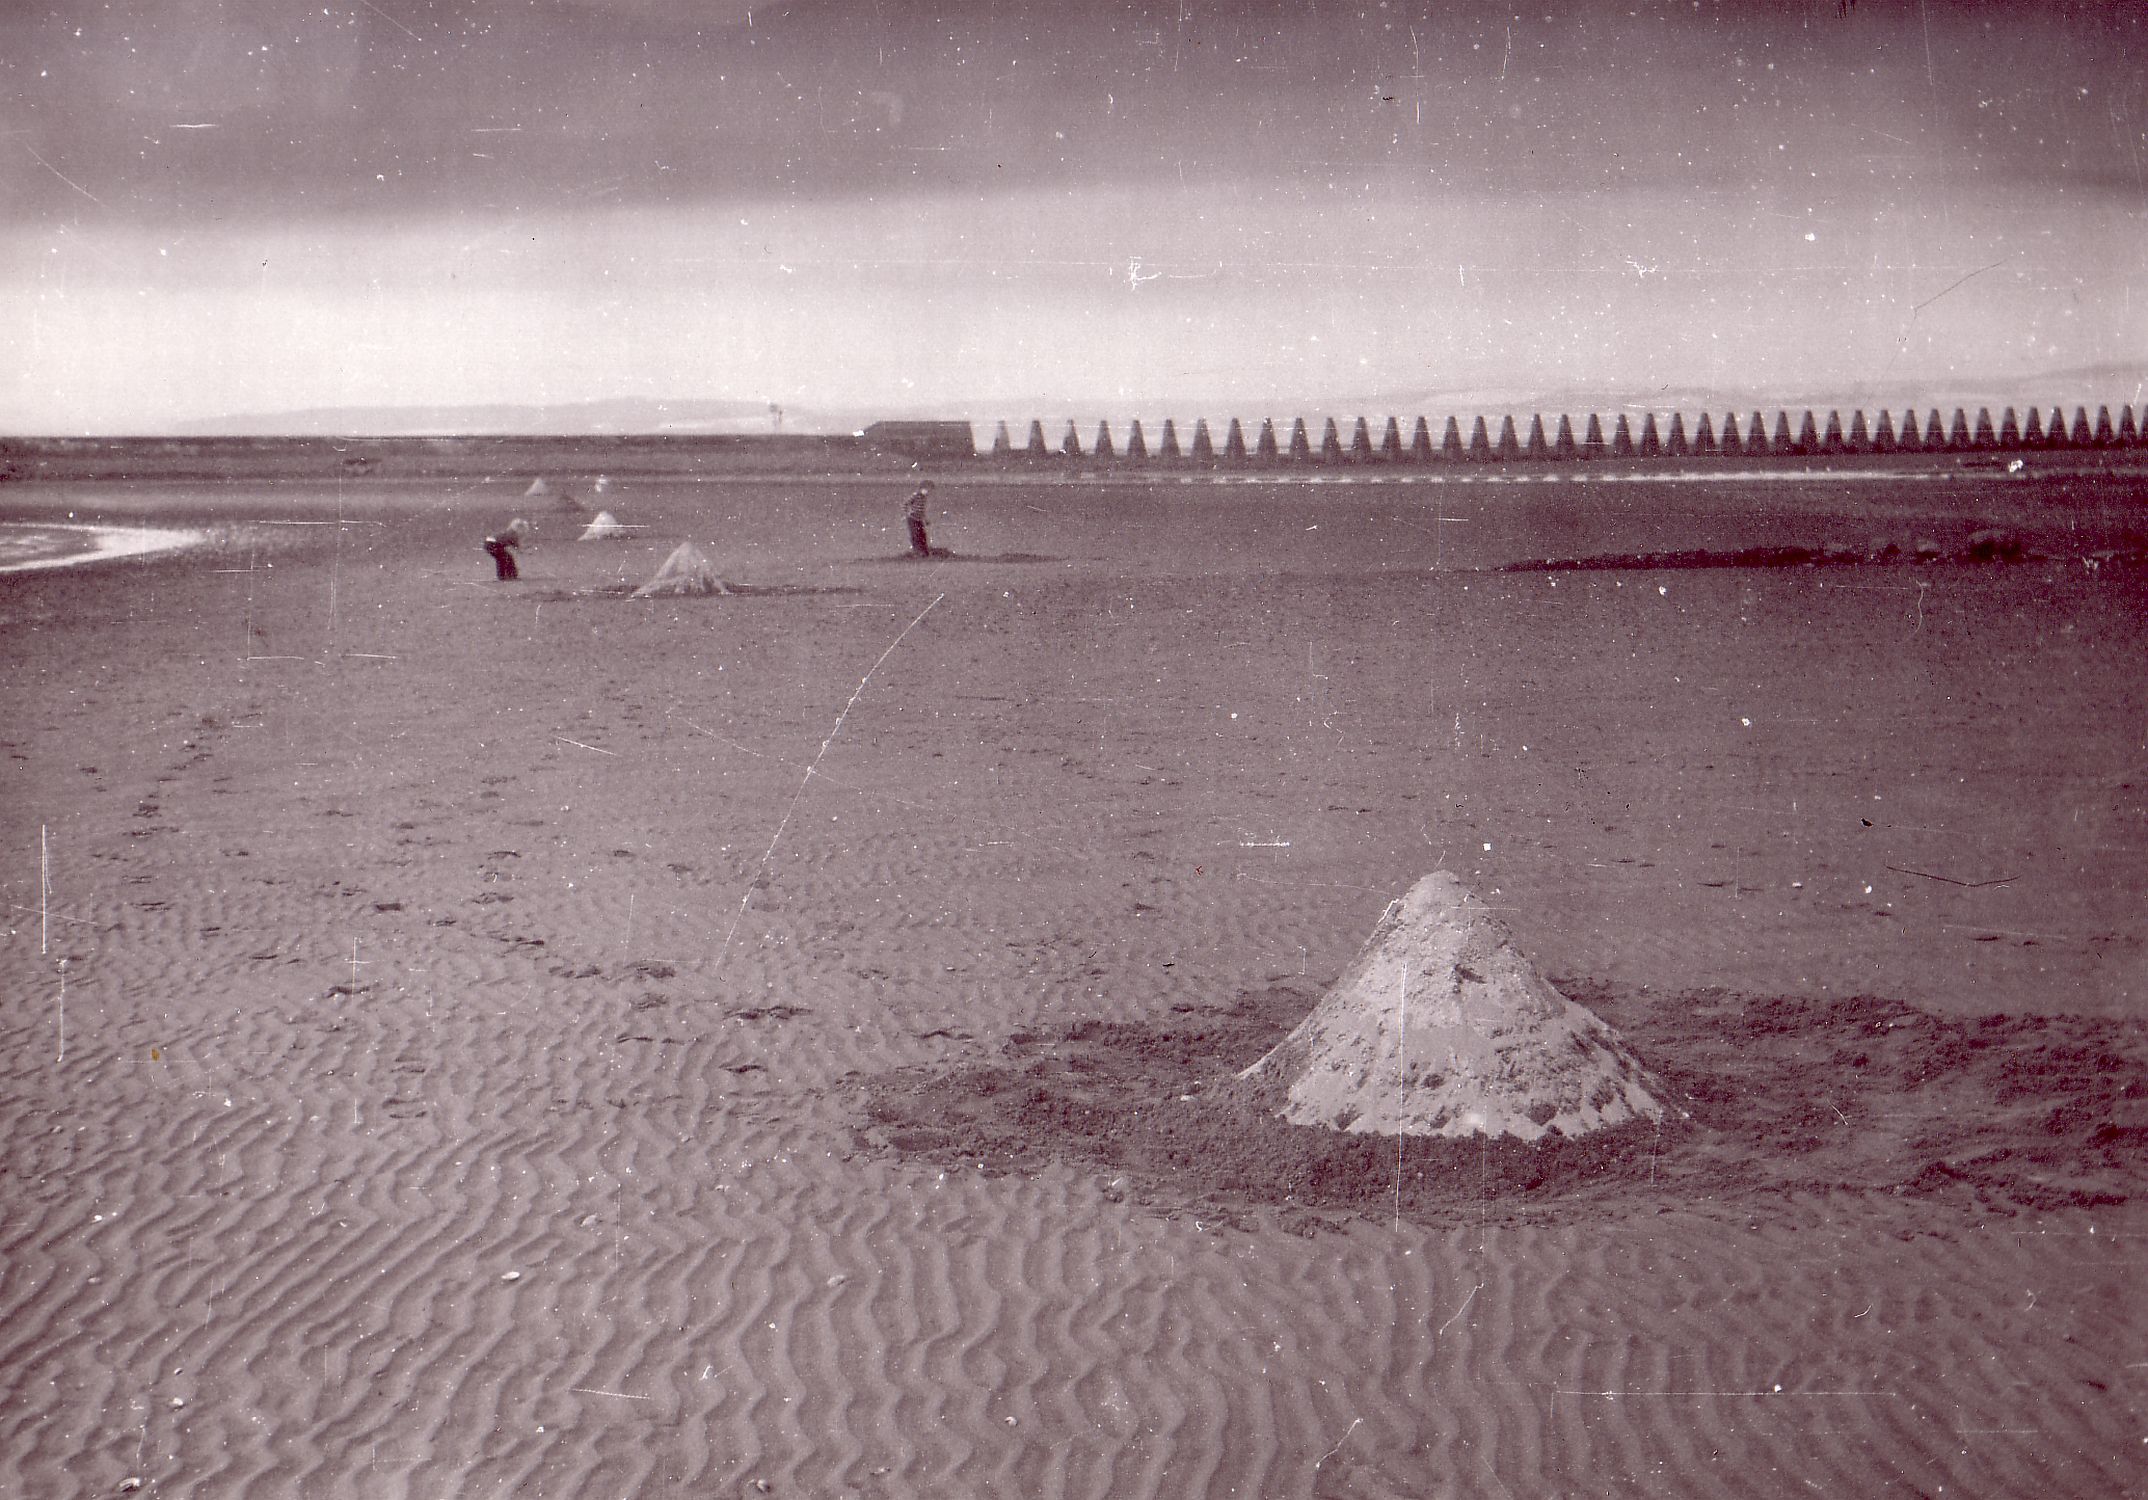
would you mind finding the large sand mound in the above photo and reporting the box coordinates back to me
[1238,872,1663,1139]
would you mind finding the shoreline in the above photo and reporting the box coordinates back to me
[0,520,205,575]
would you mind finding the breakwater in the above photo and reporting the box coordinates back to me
[987,403,2147,465]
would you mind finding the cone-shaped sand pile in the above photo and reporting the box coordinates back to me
[633,541,729,597]
[577,510,628,540]
[1239,873,1663,1140]
[526,477,586,515]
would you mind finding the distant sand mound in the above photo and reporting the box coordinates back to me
[524,477,587,515]
[633,540,729,596]
[1239,872,1663,1140]
[577,510,628,541]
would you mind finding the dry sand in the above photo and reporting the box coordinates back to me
[2,469,2144,1497]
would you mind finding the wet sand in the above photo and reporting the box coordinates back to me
[1,471,2143,1497]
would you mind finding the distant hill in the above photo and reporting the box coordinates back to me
[170,397,852,437]
[1365,363,2148,423]
[172,361,2148,441]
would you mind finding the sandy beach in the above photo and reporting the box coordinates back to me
[2,468,2144,1498]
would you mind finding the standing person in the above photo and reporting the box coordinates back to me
[482,531,520,581]
[904,479,934,558]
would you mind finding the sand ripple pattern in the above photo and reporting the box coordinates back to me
[6,1001,2135,1500]
[4,484,2143,1497]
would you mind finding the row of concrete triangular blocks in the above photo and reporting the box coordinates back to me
[989,404,2148,462]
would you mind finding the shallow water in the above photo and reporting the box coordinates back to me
[0,520,202,574]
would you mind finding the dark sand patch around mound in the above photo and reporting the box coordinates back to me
[851,549,1065,565]
[858,983,2148,1231]
[523,580,862,602]
[1507,532,2148,573]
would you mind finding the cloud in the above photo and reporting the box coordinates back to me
[4,2,2142,428]
[9,172,2141,432]
[3,1,2141,228]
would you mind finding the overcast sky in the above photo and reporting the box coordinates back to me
[3,0,2144,432]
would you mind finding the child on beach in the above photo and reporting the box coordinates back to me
[482,532,520,580]
[904,480,934,557]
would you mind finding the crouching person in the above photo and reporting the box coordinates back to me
[483,532,520,580]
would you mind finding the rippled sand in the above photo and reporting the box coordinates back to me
[2,472,2143,1498]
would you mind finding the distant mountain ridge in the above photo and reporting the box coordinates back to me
[170,397,850,437]
[1379,361,2148,424]
[968,364,2148,439]
[169,361,2148,440]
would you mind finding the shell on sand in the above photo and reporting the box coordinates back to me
[576,510,628,541]
[633,540,729,596]
[1238,872,1663,1140]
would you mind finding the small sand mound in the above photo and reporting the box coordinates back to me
[1238,872,1663,1140]
[577,510,628,541]
[633,540,729,597]
[524,477,587,515]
